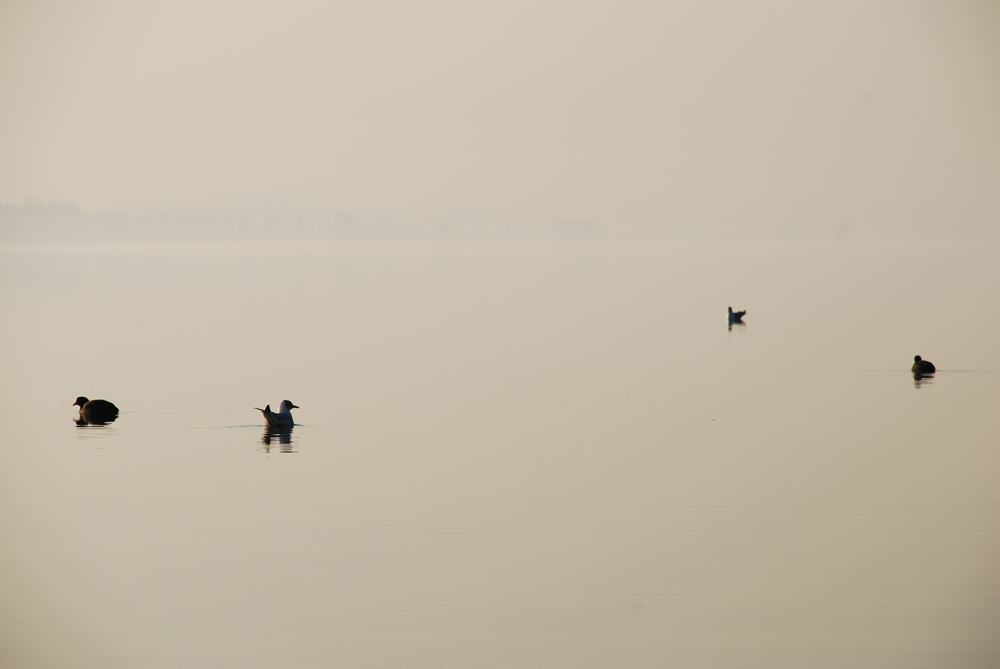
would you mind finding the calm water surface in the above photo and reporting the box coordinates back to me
[1,239,998,668]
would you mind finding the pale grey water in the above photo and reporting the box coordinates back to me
[1,239,998,668]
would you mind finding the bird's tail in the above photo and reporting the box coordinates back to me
[254,405,271,413]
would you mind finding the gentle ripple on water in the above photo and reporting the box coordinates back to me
[1,240,999,668]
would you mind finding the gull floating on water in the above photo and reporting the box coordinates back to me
[255,400,299,428]
[74,396,119,424]
[912,355,935,375]
[728,307,746,324]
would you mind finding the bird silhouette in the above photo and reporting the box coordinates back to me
[74,397,119,424]
[911,356,935,375]
[255,400,299,428]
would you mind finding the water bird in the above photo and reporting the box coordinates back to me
[74,396,119,424]
[255,400,299,427]
[912,356,935,375]
[728,307,746,324]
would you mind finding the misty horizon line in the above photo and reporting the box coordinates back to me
[1,198,996,245]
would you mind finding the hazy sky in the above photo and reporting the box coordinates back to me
[1,1,998,235]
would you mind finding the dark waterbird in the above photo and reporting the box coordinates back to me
[912,355,936,375]
[74,396,119,424]
[255,400,298,428]
[728,307,746,324]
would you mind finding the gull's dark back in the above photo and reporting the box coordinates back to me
[255,403,296,428]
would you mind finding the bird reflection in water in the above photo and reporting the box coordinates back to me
[261,425,296,453]
[74,421,118,439]
[913,371,934,389]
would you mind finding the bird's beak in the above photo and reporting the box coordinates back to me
[293,405,300,409]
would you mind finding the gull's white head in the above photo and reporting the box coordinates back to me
[279,400,299,414]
